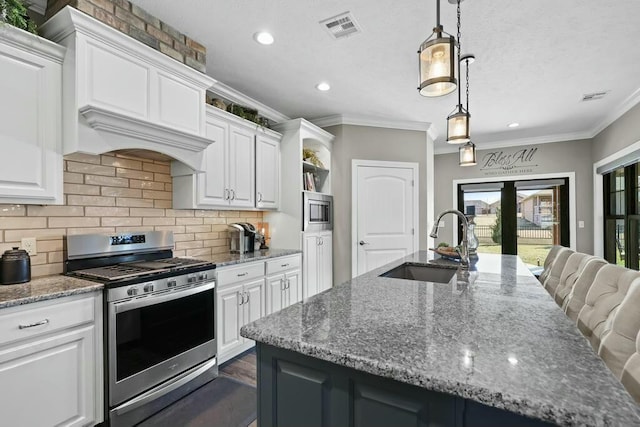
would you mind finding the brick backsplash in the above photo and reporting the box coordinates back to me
[0,152,263,278]
[45,0,207,73]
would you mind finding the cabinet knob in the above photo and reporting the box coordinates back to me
[224,189,230,200]
[258,192,263,202]
[359,240,369,246]
[230,189,236,200]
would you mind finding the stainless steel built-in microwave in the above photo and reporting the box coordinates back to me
[303,192,333,231]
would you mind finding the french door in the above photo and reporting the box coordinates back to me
[457,178,570,267]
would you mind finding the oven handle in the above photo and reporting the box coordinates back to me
[114,281,215,314]
[112,357,217,416]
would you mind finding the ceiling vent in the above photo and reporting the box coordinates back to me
[320,12,361,39]
[582,91,608,102]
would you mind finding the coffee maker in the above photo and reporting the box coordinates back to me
[229,223,257,253]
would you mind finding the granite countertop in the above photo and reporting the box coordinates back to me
[0,275,103,309]
[241,251,640,426]
[207,248,301,268]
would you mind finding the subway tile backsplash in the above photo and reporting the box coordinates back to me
[0,152,263,278]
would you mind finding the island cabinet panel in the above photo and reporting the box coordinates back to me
[257,343,552,427]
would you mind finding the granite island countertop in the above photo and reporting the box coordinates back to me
[0,275,103,309]
[241,251,640,426]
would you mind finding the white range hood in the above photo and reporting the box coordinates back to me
[40,7,216,171]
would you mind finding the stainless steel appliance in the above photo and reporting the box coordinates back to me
[65,231,217,427]
[303,192,333,231]
[229,222,257,253]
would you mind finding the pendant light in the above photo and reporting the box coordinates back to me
[446,1,470,143]
[458,54,477,166]
[417,0,457,97]
[459,141,477,166]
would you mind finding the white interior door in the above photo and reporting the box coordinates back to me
[353,161,418,276]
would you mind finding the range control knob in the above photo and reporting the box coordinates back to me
[187,275,196,283]
[198,273,207,281]
[167,279,177,288]
[127,287,138,297]
[143,283,154,293]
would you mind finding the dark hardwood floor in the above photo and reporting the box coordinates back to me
[219,348,258,427]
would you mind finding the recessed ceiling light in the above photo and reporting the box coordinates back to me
[253,32,274,45]
[508,122,520,128]
[316,82,331,91]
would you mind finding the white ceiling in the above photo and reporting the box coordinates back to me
[130,0,640,151]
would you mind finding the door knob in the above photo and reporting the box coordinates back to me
[359,240,369,246]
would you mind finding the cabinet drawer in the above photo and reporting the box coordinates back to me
[217,261,265,286]
[0,295,95,347]
[266,255,302,276]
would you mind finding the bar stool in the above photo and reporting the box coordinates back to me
[599,282,640,379]
[577,265,640,351]
[542,247,574,295]
[538,245,567,284]
[551,252,592,305]
[621,329,640,403]
[563,258,608,322]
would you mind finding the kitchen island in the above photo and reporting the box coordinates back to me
[241,252,640,426]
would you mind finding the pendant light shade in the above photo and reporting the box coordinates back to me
[446,107,470,143]
[418,34,457,97]
[459,141,476,166]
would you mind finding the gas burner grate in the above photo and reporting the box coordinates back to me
[73,264,161,281]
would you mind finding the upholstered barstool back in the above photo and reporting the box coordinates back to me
[577,265,640,351]
[599,282,640,378]
[621,329,640,403]
[551,252,593,306]
[547,252,593,306]
[542,248,574,295]
[539,245,568,284]
[563,258,608,322]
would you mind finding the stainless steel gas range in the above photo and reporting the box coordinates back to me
[65,231,217,427]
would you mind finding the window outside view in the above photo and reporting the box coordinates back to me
[464,188,560,268]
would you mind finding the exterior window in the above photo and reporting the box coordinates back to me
[604,165,639,269]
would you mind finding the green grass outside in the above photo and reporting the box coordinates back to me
[477,244,553,266]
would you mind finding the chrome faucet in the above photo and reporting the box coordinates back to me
[430,209,470,269]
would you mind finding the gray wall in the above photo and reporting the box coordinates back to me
[434,139,594,254]
[326,125,429,286]
[592,103,640,163]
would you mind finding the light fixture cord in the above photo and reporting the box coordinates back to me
[456,0,462,108]
[466,58,470,112]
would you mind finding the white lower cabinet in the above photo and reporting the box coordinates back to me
[0,293,103,427]
[216,262,266,364]
[217,254,302,363]
[303,231,333,299]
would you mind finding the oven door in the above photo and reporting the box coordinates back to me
[108,281,216,407]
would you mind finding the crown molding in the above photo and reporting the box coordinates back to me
[0,24,66,63]
[208,81,290,124]
[273,118,335,147]
[41,7,215,89]
[433,130,593,155]
[311,114,432,132]
[590,87,640,138]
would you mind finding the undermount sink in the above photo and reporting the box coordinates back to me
[380,262,457,283]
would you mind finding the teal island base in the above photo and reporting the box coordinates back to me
[256,343,553,427]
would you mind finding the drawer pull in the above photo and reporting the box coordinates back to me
[237,272,248,277]
[281,263,289,267]
[19,319,49,329]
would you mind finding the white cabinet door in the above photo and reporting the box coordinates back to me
[266,273,285,315]
[228,125,256,208]
[217,283,244,360]
[0,326,95,427]
[286,268,302,307]
[319,231,333,292]
[303,233,320,299]
[199,116,229,205]
[0,28,64,205]
[256,134,280,210]
[243,278,265,328]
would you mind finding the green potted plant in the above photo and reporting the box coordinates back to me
[0,0,37,34]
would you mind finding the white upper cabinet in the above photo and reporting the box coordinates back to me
[40,6,215,171]
[256,133,281,210]
[172,106,281,210]
[0,26,65,204]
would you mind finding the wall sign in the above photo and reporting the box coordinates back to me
[479,147,539,176]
